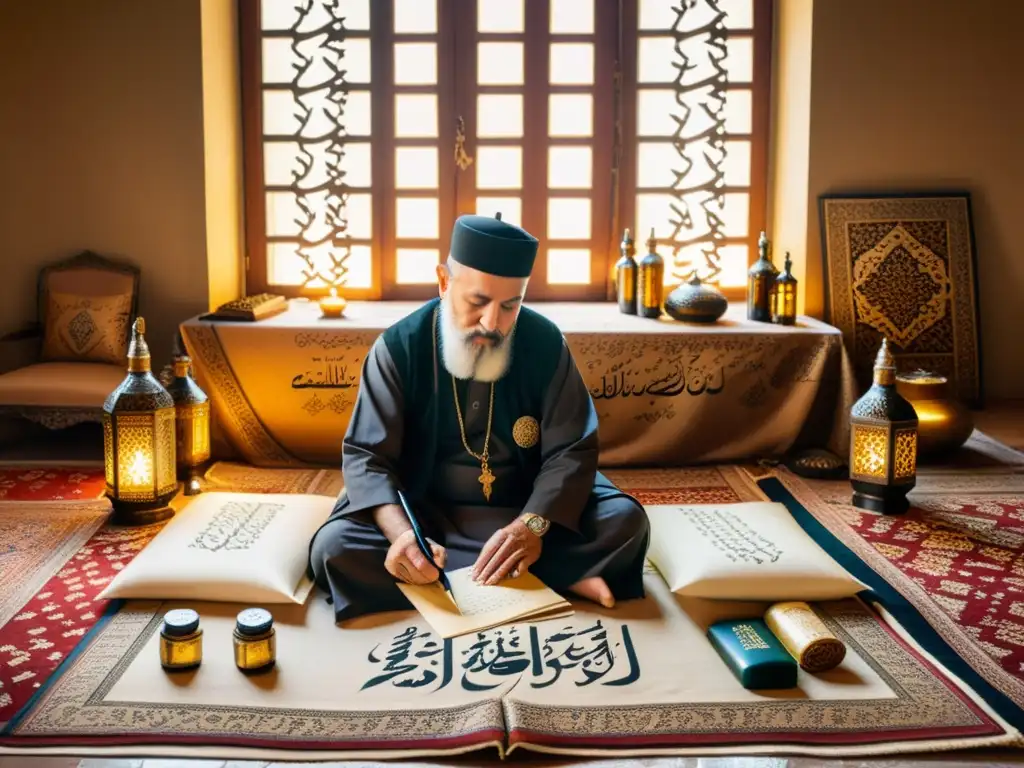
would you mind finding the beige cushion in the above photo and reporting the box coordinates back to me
[41,291,132,365]
[99,492,334,604]
[645,502,864,601]
[0,362,125,407]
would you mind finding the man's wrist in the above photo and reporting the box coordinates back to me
[519,512,551,537]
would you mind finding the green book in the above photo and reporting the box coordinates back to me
[706,618,798,689]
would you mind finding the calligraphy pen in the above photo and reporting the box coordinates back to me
[396,490,459,612]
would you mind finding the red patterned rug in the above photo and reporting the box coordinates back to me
[0,466,106,501]
[0,501,111,628]
[0,521,162,725]
[776,465,1024,719]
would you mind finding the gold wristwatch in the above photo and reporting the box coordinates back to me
[520,513,550,537]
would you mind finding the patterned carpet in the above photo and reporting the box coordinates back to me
[0,466,106,501]
[4,454,1024,749]
[0,520,162,725]
[776,464,1024,721]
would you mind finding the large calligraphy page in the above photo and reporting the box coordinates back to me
[94,595,508,752]
[501,575,906,748]
[398,567,573,639]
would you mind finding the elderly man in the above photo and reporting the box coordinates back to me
[308,214,650,620]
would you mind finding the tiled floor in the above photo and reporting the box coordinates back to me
[2,403,1024,767]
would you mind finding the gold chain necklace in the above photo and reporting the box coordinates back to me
[452,375,496,501]
[433,305,498,502]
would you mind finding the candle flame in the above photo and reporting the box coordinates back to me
[126,450,152,487]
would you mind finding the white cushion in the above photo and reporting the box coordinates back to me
[645,502,864,601]
[99,492,334,604]
[0,362,125,407]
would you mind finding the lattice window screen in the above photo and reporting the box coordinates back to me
[242,0,769,300]
[626,0,765,292]
[259,0,373,291]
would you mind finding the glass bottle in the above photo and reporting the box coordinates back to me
[772,251,798,325]
[637,228,665,319]
[614,228,638,314]
[747,230,778,323]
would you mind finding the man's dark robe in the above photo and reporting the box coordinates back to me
[308,298,649,620]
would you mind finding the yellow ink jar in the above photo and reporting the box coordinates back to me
[233,607,276,672]
[159,608,203,671]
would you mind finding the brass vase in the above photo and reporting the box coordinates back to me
[895,370,974,458]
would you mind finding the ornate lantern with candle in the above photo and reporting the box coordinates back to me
[102,318,178,525]
[165,351,210,494]
[849,338,919,514]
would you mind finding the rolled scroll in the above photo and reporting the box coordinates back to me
[764,601,846,672]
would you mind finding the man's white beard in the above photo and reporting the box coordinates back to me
[439,295,514,382]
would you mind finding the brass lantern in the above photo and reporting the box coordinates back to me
[103,318,178,525]
[165,352,210,495]
[849,338,919,515]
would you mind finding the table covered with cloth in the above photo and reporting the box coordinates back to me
[179,300,855,469]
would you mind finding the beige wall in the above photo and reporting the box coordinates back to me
[0,0,242,367]
[799,0,1024,400]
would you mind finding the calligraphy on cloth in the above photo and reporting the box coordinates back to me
[181,307,853,467]
[362,620,640,693]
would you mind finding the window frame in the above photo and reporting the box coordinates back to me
[239,0,773,302]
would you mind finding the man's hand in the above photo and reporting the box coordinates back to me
[472,518,542,585]
[385,529,447,585]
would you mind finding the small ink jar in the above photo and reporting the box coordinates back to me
[159,608,203,671]
[233,607,276,672]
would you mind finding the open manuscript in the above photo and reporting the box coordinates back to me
[398,566,573,639]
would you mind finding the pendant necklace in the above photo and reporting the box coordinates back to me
[452,375,496,501]
[433,305,497,502]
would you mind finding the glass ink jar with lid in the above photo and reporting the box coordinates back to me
[159,608,203,670]
[233,607,276,672]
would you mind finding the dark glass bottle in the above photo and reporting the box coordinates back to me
[614,228,638,314]
[772,251,798,326]
[747,230,778,323]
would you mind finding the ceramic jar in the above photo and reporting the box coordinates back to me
[664,274,728,323]
[895,370,973,457]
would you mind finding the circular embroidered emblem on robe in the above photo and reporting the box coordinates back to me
[512,416,540,449]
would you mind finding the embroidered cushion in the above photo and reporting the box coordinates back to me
[99,492,334,604]
[41,291,133,365]
[645,502,864,601]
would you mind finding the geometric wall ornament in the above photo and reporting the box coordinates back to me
[821,192,982,407]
